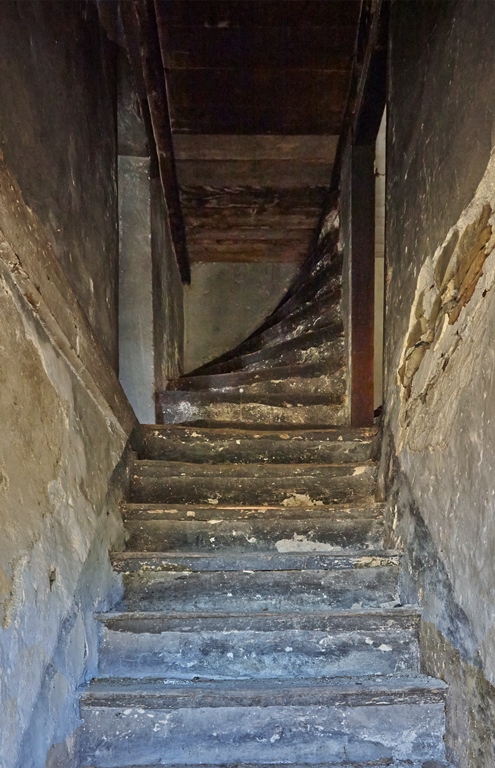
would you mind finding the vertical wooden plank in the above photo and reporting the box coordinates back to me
[120,0,191,284]
[350,143,375,426]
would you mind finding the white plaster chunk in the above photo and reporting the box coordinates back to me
[275,534,340,553]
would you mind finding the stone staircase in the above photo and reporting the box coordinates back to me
[155,209,347,429]
[78,423,451,768]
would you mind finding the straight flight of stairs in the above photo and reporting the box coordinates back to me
[78,424,451,768]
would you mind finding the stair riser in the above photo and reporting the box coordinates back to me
[123,519,384,552]
[186,376,346,401]
[80,702,446,767]
[98,628,420,680]
[130,472,376,507]
[118,567,399,613]
[139,436,373,465]
[112,551,394,574]
[82,762,452,768]
[198,334,344,377]
[157,401,347,426]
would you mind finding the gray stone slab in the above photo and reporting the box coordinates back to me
[111,551,398,573]
[130,460,377,506]
[117,565,400,613]
[80,676,447,767]
[97,611,420,679]
[122,501,386,521]
[122,515,386,553]
[157,396,347,427]
[138,425,376,465]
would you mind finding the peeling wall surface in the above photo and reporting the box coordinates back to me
[0,4,134,766]
[184,262,298,373]
[0,1,119,367]
[382,1,495,763]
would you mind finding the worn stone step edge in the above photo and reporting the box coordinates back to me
[81,762,453,768]
[131,459,376,479]
[170,358,345,393]
[157,390,345,408]
[80,674,447,709]
[141,424,373,438]
[137,425,377,464]
[121,502,386,522]
[111,550,399,573]
[95,606,420,634]
[191,329,344,377]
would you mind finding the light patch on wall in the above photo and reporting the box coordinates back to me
[397,150,495,452]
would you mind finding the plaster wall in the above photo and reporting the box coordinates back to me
[118,52,184,411]
[0,1,119,367]
[382,1,495,762]
[0,5,135,765]
[183,262,298,373]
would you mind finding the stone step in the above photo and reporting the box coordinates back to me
[82,762,453,768]
[172,372,346,401]
[96,607,420,680]
[172,359,344,393]
[111,550,398,574]
[138,425,375,464]
[122,507,385,553]
[79,675,447,768]
[130,461,377,506]
[180,308,342,376]
[192,331,345,377]
[116,561,400,613]
[156,391,347,426]
[230,303,342,357]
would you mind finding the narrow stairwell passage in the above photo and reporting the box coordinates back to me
[79,424,451,768]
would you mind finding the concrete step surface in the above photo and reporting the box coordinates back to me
[79,675,447,768]
[138,425,376,464]
[130,460,377,506]
[116,561,400,613]
[156,391,347,426]
[111,550,398,573]
[83,762,453,768]
[121,508,385,553]
[96,607,421,680]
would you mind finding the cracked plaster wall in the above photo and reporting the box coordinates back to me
[381,1,495,763]
[0,4,134,766]
[0,1,119,368]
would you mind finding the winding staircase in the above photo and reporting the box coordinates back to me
[78,200,451,768]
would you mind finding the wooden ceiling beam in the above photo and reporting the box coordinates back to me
[188,241,308,264]
[158,25,356,70]
[167,71,348,135]
[158,1,361,28]
[175,160,333,189]
[173,135,339,162]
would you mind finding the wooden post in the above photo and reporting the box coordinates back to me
[350,144,376,426]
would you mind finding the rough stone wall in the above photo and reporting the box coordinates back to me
[0,1,119,367]
[0,5,136,766]
[381,1,495,763]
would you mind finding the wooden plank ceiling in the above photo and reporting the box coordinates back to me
[140,0,361,268]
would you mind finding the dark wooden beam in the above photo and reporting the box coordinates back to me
[175,160,334,188]
[330,0,389,189]
[167,68,350,135]
[159,25,356,69]
[350,144,376,427]
[120,0,191,283]
[173,135,339,162]
[188,241,308,264]
[159,1,361,28]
